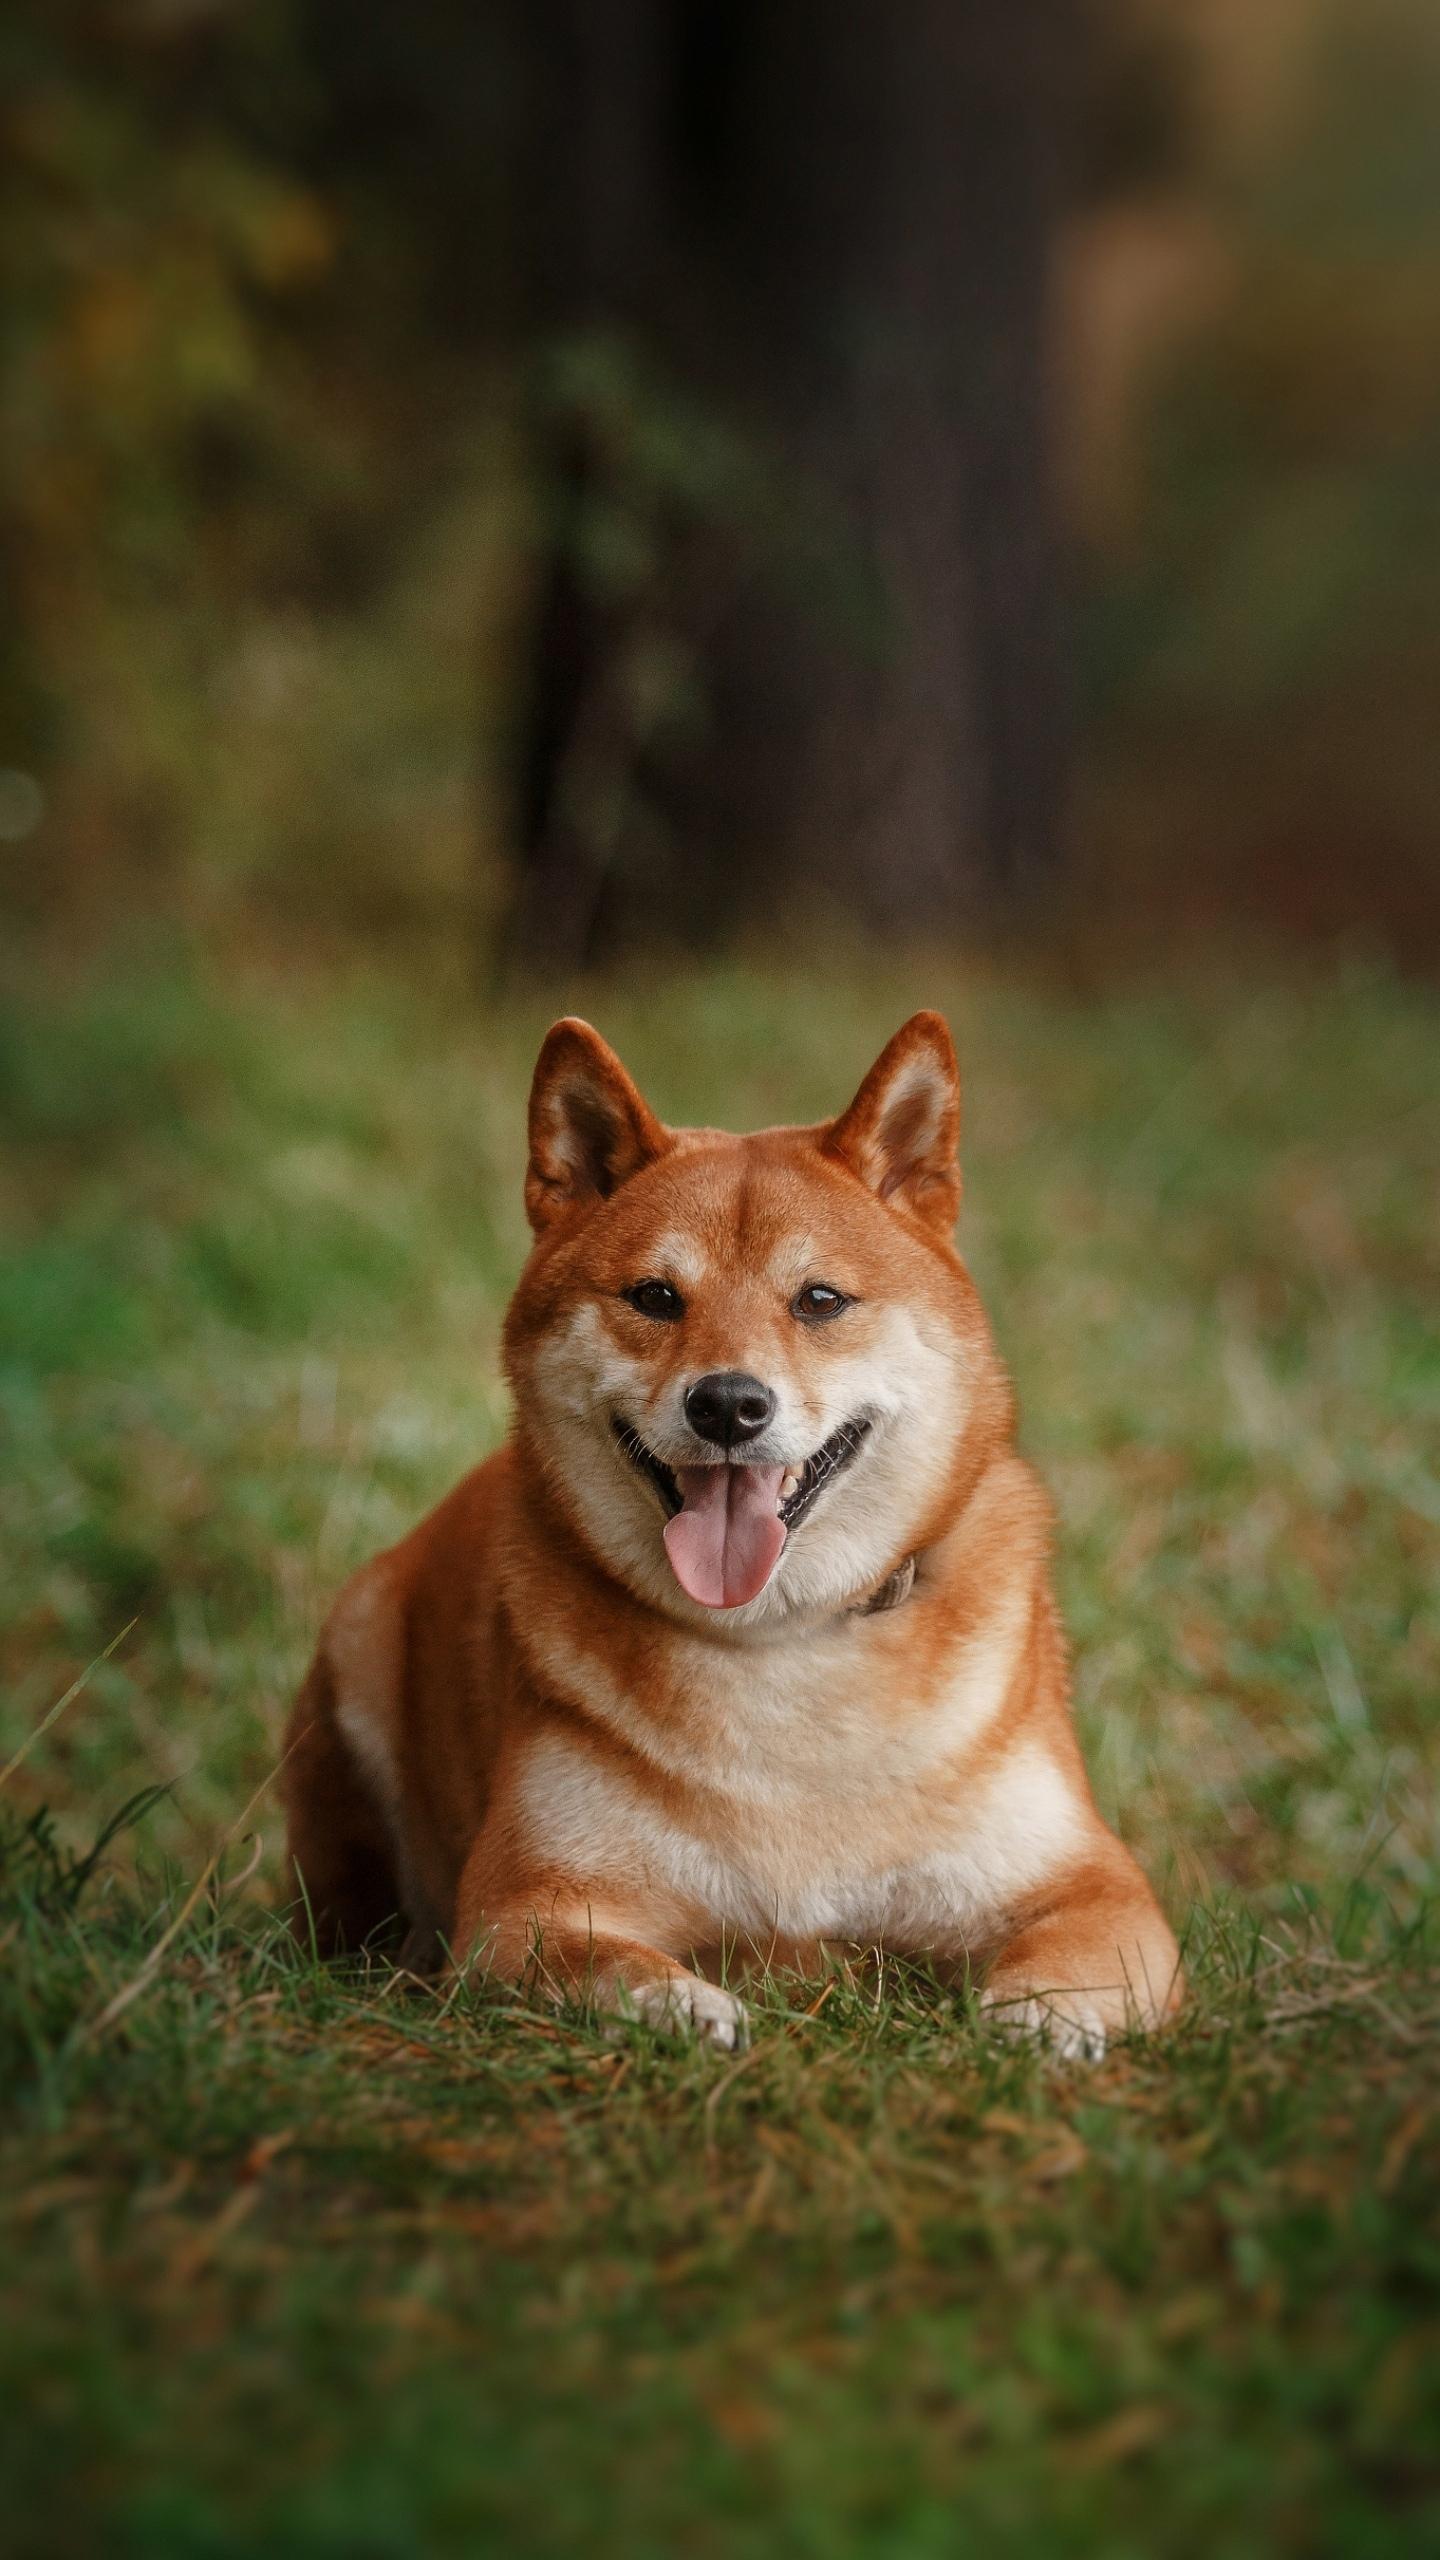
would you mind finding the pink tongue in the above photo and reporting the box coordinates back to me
[663,1464,788,1608]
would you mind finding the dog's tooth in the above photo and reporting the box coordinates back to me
[780,1469,801,1501]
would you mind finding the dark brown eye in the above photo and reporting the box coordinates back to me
[792,1282,851,1322]
[624,1278,685,1323]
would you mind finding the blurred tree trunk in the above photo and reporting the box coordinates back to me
[503,0,1072,969]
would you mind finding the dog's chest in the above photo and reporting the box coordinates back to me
[517,1605,1076,1949]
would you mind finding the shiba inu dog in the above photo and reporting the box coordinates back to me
[284,1011,1182,2056]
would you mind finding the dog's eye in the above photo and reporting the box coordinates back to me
[792,1282,851,1321]
[623,1279,685,1323]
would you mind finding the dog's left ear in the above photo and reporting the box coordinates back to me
[526,1018,670,1232]
[823,1011,961,1236]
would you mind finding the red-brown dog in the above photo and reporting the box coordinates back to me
[284,1012,1181,2054]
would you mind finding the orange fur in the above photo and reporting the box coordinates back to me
[284,1012,1183,2055]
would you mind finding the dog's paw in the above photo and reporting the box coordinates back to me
[618,1973,750,2052]
[981,1988,1108,2063]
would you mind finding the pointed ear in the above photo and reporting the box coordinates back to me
[822,1011,961,1235]
[525,1018,669,1232]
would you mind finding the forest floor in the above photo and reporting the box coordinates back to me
[2,945,1437,2558]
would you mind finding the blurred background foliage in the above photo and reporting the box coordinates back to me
[1,0,1438,967]
[1069,0,1440,953]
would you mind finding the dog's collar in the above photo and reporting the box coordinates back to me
[848,1552,917,1618]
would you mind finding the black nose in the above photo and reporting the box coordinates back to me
[684,1370,776,1448]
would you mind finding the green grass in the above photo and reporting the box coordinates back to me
[2,945,1438,2558]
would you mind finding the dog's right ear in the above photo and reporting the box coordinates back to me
[525,1019,670,1232]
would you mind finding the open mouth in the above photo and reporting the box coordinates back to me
[611,1413,872,1610]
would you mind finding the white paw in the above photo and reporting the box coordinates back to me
[618,1974,750,2052]
[982,1989,1108,2063]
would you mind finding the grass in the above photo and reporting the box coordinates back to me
[2,942,1437,2558]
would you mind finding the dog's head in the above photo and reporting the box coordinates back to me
[503,1013,1007,1630]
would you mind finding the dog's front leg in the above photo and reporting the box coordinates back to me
[454,1870,749,2052]
[979,1848,1183,2060]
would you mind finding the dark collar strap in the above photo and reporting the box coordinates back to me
[850,1552,917,1618]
